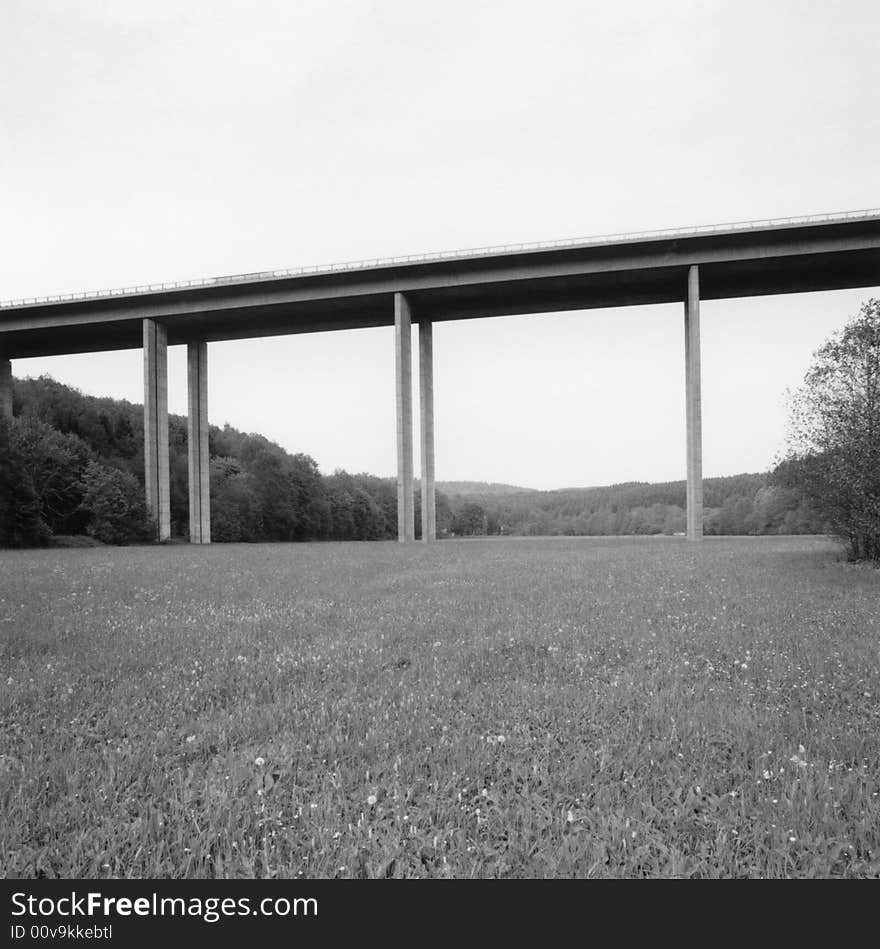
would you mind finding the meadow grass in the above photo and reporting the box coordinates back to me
[1,535,878,878]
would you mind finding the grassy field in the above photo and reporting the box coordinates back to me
[1,535,878,878]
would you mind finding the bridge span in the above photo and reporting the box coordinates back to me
[2,209,879,543]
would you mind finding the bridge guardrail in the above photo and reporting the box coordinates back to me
[2,208,879,310]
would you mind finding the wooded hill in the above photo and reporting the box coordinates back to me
[443,474,826,537]
[0,376,824,546]
[0,375,430,545]
[436,481,536,497]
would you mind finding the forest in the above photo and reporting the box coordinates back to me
[0,375,825,546]
[440,473,826,538]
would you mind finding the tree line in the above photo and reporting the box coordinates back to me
[440,472,826,538]
[0,374,829,548]
[0,375,451,546]
[5,310,879,555]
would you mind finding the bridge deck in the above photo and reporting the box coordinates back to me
[2,210,879,358]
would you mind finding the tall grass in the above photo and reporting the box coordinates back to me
[1,536,878,877]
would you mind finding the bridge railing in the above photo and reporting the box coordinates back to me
[2,207,878,310]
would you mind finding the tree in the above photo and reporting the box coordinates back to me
[78,461,151,544]
[0,416,46,546]
[9,415,93,535]
[777,299,880,560]
[210,457,260,542]
[452,502,487,536]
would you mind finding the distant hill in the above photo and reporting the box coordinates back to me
[441,472,828,537]
[436,480,536,498]
[2,375,827,547]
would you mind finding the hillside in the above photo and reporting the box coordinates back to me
[1,375,408,545]
[436,480,536,498]
[444,473,826,537]
[0,375,826,546]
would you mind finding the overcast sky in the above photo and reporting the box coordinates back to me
[2,0,878,489]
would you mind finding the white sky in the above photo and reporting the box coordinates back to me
[2,0,878,489]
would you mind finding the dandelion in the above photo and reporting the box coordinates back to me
[254,756,265,767]
[185,735,197,744]
[367,794,377,806]
[789,747,807,768]
[566,810,575,823]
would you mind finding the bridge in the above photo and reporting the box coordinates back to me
[2,209,879,544]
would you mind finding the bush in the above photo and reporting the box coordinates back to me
[780,298,880,560]
[78,461,151,544]
[0,416,47,547]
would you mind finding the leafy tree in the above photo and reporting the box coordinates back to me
[210,457,261,542]
[169,416,190,538]
[0,416,46,546]
[9,415,93,535]
[434,489,453,536]
[453,502,487,536]
[79,461,151,544]
[777,299,880,560]
[327,471,388,540]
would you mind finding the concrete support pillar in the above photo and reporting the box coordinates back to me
[0,357,12,420]
[143,319,171,541]
[395,292,415,542]
[187,341,211,544]
[419,319,436,542]
[685,265,703,541]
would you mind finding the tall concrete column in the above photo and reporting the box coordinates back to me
[419,319,436,542]
[143,319,171,541]
[187,341,211,544]
[0,357,12,420]
[685,265,703,541]
[395,292,415,542]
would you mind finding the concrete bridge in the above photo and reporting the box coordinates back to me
[2,209,879,544]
